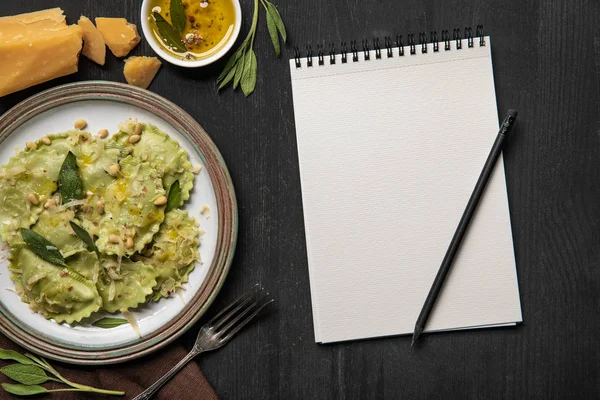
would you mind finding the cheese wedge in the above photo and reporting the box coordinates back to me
[78,16,106,65]
[123,56,162,89]
[0,8,65,26]
[95,17,140,57]
[0,25,83,97]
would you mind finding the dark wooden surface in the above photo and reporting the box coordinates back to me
[1,0,600,399]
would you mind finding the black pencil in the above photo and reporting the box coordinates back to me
[411,109,518,346]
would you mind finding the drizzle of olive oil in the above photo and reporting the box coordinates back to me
[149,0,236,60]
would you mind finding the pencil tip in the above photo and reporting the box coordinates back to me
[411,326,423,347]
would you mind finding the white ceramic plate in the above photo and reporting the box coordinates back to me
[0,82,237,364]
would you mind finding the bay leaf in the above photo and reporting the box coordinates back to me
[57,151,83,204]
[0,364,49,385]
[153,12,186,53]
[20,229,66,267]
[170,0,186,35]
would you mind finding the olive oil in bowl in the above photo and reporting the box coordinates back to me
[148,0,237,62]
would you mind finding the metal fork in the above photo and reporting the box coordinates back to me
[132,285,273,400]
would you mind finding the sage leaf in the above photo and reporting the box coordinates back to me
[241,49,258,97]
[218,47,244,82]
[1,364,49,385]
[23,354,44,367]
[265,5,280,56]
[69,221,99,256]
[58,151,83,204]
[218,67,236,91]
[233,50,246,89]
[165,180,182,213]
[1,383,48,396]
[0,350,34,366]
[153,12,186,53]
[20,229,66,267]
[170,0,186,35]
[267,3,287,43]
[92,317,129,329]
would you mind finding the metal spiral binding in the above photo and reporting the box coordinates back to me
[317,44,324,65]
[408,34,416,55]
[374,38,381,59]
[295,26,484,68]
[362,39,370,60]
[384,37,393,57]
[350,40,358,62]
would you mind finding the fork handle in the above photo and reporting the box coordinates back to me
[132,350,201,400]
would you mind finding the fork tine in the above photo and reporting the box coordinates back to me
[211,288,262,331]
[216,293,266,334]
[220,298,274,343]
[206,284,260,327]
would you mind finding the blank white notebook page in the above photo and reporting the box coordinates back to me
[289,37,522,343]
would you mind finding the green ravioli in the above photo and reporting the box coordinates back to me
[9,245,102,324]
[135,209,200,301]
[111,121,195,207]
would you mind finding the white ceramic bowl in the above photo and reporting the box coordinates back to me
[140,0,242,68]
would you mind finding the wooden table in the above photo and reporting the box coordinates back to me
[1,1,599,398]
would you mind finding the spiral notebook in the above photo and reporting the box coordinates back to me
[289,28,523,343]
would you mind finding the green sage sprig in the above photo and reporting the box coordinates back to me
[0,349,124,396]
[69,221,99,256]
[217,0,287,96]
[20,229,66,267]
[57,151,83,204]
[92,317,129,329]
[165,180,182,213]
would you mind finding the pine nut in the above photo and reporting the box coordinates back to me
[153,195,168,206]
[74,119,87,129]
[128,134,141,144]
[25,193,39,205]
[44,199,56,208]
[97,128,109,138]
[134,123,143,135]
[108,234,120,244]
[126,237,134,249]
[26,142,37,150]
[41,136,51,145]
[107,163,120,176]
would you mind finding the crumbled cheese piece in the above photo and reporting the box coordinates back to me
[123,56,162,89]
[95,17,140,57]
[78,16,106,66]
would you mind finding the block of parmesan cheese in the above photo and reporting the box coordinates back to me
[0,8,65,26]
[78,16,105,65]
[0,24,83,97]
[95,18,140,57]
[123,56,162,89]
[0,8,66,36]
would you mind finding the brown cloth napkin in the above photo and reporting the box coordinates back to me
[0,334,218,400]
